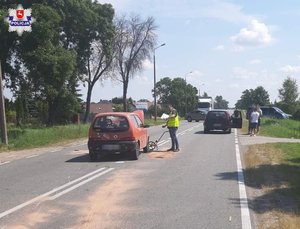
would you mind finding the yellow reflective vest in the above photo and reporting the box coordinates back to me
[167,114,180,127]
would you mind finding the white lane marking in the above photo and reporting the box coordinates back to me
[50,150,60,153]
[49,168,114,200]
[0,167,111,219]
[0,161,11,166]
[234,129,252,229]
[115,161,125,164]
[26,154,38,159]
[154,125,199,147]
[158,140,166,145]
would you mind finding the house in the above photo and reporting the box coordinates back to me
[82,101,113,122]
[89,101,113,114]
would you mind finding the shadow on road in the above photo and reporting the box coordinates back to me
[215,163,300,214]
[66,152,143,163]
[194,131,231,135]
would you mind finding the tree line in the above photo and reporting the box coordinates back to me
[1,1,299,126]
[0,0,157,125]
[235,77,300,119]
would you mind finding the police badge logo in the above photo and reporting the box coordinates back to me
[5,4,35,36]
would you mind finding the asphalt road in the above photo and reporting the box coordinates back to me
[0,121,251,229]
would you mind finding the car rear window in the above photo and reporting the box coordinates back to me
[207,111,227,118]
[93,115,129,132]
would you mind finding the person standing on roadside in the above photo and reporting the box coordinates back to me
[164,104,180,152]
[250,107,260,136]
[246,105,254,134]
[256,104,263,134]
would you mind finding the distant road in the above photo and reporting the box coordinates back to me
[0,121,252,228]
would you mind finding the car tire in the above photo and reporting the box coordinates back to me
[89,150,97,161]
[187,117,192,122]
[130,142,140,160]
[204,128,209,134]
[143,138,150,153]
[226,128,231,134]
[196,119,200,122]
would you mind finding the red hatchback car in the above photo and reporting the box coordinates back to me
[88,110,149,161]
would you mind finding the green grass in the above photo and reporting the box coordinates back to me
[0,118,165,152]
[242,117,300,139]
[144,119,166,126]
[260,118,300,139]
[0,124,90,152]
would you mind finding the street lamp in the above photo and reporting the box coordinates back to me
[198,83,205,98]
[184,71,193,114]
[153,43,166,121]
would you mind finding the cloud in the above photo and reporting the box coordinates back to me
[249,59,262,64]
[228,83,240,89]
[232,67,258,79]
[196,1,252,24]
[134,75,150,83]
[103,0,253,24]
[214,45,225,51]
[231,20,273,47]
[142,59,153,70]
[214,78,223,83]
[280,65,300,74]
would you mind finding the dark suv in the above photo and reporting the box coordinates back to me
[260,106,291,119]
[186,109,207,122]
[203,110,242,134]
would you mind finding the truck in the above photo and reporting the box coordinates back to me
[197,97,214,111]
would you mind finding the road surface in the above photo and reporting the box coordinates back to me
[0,121,252,229]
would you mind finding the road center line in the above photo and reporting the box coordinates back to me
[234,129,252,229]
[49,168,114,200]
[0,161,10,166]
[26,154,38,159]
[0,167,111,219]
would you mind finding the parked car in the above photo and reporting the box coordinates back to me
[88,110,150,161]
[203,109,242,134]
[186,109,207,122]
[260,106,291,119]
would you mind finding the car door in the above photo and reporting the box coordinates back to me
[231,110,243,128]
[130,114,146,148]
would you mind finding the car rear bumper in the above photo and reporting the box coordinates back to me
[88,139,136,154]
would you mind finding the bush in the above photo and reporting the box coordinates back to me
[293,109,300,121]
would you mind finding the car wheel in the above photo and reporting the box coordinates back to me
[130,142,140,160]
[196,119,200,122]
[143,138,150,153]
[89,150,97,161]
[226,128,231,134]
[204,128,209,133]
[187,117,192,122]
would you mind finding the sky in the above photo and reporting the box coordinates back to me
[5,0,300,107]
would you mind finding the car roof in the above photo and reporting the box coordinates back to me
[208,109,229,112]
[94,112,130,118]
[93,110,145,123]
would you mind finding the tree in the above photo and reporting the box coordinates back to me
[214,96,229,109]
[277,77,299,114]
[156,77,198,116]
[114,15,157,111]
[235,86,270,109]
[1,1,114,125]
[55,1,115,123]
[253,86,270,106]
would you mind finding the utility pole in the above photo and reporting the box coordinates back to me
[0,60,8,145]
[153,43,165,121]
